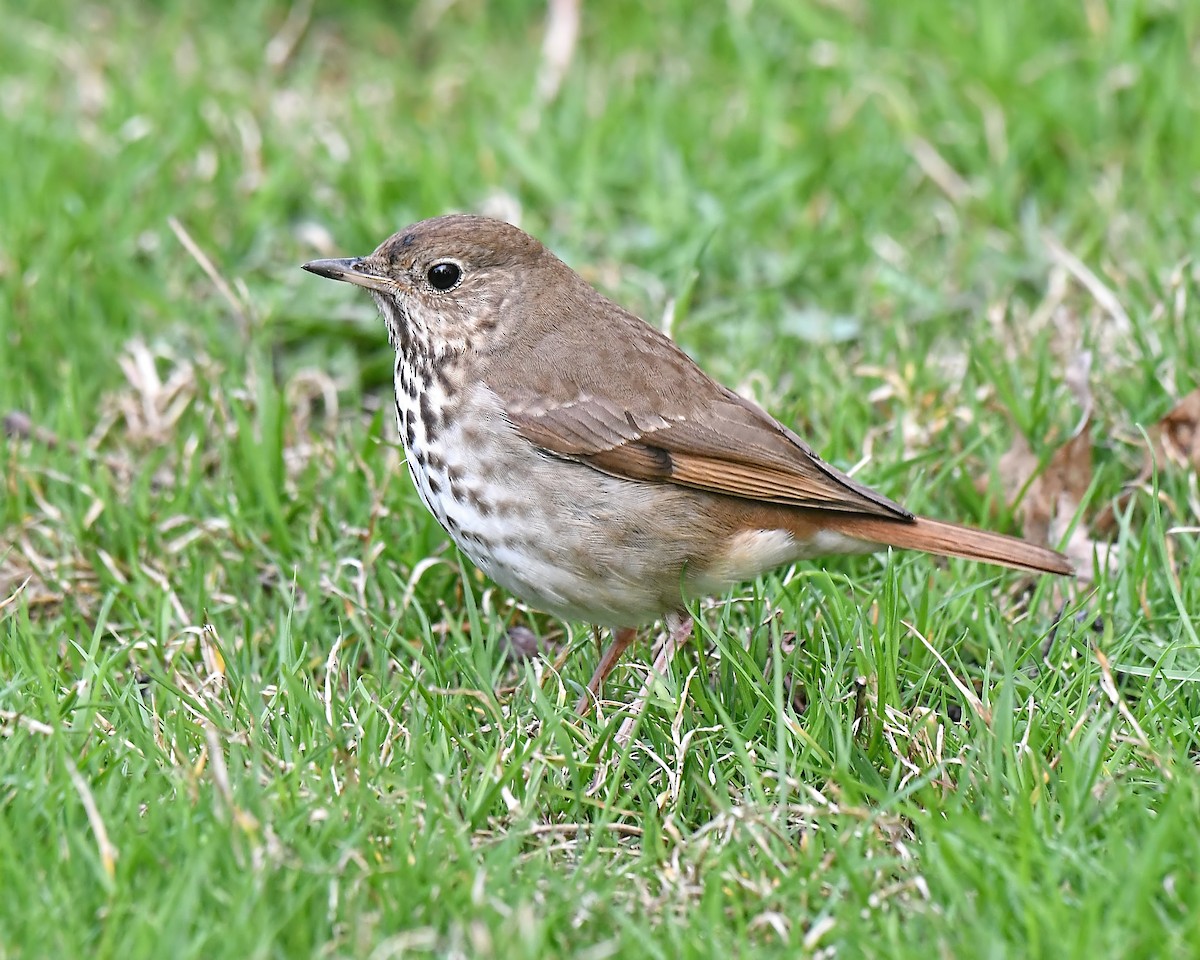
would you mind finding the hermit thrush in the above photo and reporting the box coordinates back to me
[303,215,1071,711]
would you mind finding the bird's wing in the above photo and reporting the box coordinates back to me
[495,334,909,519]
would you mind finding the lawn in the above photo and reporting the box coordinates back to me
[2,0,1199,957]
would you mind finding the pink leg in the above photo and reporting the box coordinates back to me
[647,611,694,684]
[576,626,639,714]
[612,612,694,744]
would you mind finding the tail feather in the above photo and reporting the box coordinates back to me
[822,514,1074,576]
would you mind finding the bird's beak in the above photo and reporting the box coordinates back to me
[302,257,395,294]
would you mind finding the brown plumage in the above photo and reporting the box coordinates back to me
[303,215,1072,711]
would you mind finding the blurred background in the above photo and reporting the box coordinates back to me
[5,0,1196,418]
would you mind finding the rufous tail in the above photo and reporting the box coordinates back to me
[822,514,1073,576]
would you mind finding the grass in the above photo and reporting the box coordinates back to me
[2,0,1199,956]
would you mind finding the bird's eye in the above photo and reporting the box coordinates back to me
[426,262,461,290]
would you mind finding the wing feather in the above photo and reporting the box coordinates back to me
[485,274,910,520]
[506,391,909,518]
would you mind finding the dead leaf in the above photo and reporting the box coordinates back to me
[1051,492,1116,582]
[1095,387,1200,534]
[996,421,1113,581]
[1156,388,1200,471]
[503,625,544,661]
[995,431,1039,517]
[1000,426,1092,546]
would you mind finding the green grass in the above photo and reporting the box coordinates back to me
[3,0,1199,956]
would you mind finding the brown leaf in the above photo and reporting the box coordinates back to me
[1052,492,1115,584]
[1095,388,1200,535]
[997,422,1113,580]
[1155,388,1200,471]
[503,625,545,661]
[995,431,1039,512]
[1000,426,1093,546]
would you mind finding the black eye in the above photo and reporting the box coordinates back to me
[427,262,461,290]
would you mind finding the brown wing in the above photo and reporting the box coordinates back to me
[507,385,908,517]
[487,278,910,520]
[472,256,902,518]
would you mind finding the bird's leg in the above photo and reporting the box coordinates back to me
[649,611,695,681]
[576,626,639,714]
[613,611,694,748]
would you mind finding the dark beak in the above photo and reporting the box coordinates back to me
[301,257,394,294]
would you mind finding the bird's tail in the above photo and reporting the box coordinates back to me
[820,514,1073,576]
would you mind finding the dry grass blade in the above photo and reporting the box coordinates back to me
[167,216,250,336]
[1042,230,1131,330]
[0,708,56,736]
[65,756,118,881]
[531,0,580,113]
[0,576,31,613]
[204,723,260,832]
[1094,648,1170,778]
[265,0,313,69]
[907,136,971,204]
[903,621,991,728]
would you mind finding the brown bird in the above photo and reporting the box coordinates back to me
[303,215,1072,712]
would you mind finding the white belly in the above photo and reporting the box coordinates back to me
[394,373,707,625]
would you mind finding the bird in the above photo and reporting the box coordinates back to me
[302,215,1072,712]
